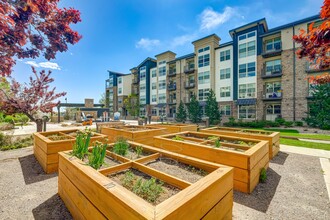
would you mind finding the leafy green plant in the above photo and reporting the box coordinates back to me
[113,138,129,156]
[72,130,91,159]
[0,133,33,151]
[284,121,294,128]
[259,168,267,183]
[205,89,221,125]
[214,138,221,148]
[275,117,286,126]
[172,135,184,141]
[135,145,143,158]
[88,141,108,169]
[176,101,187,123]
[294,121,303,126]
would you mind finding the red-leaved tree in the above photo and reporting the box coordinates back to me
[0,0,82,77]
[0,67,66,131]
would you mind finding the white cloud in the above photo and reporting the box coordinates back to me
[135,38,160,50]
[24,61,61,70]
[170,33,198,48]
[199,6,236,31]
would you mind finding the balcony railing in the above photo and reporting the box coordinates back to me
[261,66,282,78]
[168,83,176,91]
[184,63,195,74]
[262,91,282,101]
[262,42,282,57]
[168,69,176,77]
[185,82,195,89]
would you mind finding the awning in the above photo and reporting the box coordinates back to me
[236,98,256,105]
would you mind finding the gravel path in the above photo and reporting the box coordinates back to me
[0,147,329,219]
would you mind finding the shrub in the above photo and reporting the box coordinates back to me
[294,121,303,126]
[4,115,15,124]
[113,138,129,156]
[284,121,294,127]
[0,134,33,151]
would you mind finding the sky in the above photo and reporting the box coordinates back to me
[12,0,323,104]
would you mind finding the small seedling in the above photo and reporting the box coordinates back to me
[88,141,108,169]
[259,167,267,183]
[72,130,92,159]
[172,135,184,141]
[113,138,129,156]
[214,138,221,148]
[135,146,143,158]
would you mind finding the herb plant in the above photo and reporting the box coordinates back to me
[135,145,143,158]
[88,141,108,169]
[72,130,91,159]
[113,138,129,156]
[172,135,184,141]
[214,138,221,148]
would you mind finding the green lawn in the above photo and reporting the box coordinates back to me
[280,138,330,151]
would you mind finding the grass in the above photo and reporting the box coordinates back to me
[280,138,330,151]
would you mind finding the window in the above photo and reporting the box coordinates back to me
[239,83,256,98]
[239,62,255,78]
[247,41,256,56]
[140,84,146,91]
[239,43,246,58]
[265,60,281,74]
[238,31,256,41]
[118,77,122,84]
[239,105,256,119]
[198,71,210,84]
[158,60,166,65]
[140,96,146,105]
[159,93,166,103]
[220,105,231,116]
[118,98,122,104]
[152,109,157,116]
[152,95,157,103]
[220,50,230,61]
[220,87,231,97]
[140,66,146,71]
[159,66,166,76]
[265,37,281,51]
[118,88,122,94]
[140,71,146,80]
[198,46,210,53]
[198,88,209,101]
[198,54,210,67]
[266,82,282,93]
[152,82,157,90]
[220,68,230,79]
[266,104,281,115]
[151,70,157,78]
[159,80,166,90]
[239,40,255,58]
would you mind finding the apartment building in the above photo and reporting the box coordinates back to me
[106,14,326,122]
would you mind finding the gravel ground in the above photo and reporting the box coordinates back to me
[0,147,329,219]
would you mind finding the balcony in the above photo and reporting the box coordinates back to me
[168,83,176,91]
[168,69,176,77]
[262,42,282,58]
[261,66,282,79]
[185,81,195,89]
[169,99,177,105]
[262,91,282,101]
[305,61,329,73]
[132,78,139,84]
[184,97,192,103]
[184,64,195,74]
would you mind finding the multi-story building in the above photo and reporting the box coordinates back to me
[106,14,327,122]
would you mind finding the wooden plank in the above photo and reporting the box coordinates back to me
[233,180,249,194]
[98,162,132,176]
[247,141,269,169]
[132,162,191,189]
[249,162,269,193]
[249,153,270,183]
[202,190,233,220]
[33,145,47,172]
[134,153,160,164]
[58,170,106,220]
[45,163,58,174]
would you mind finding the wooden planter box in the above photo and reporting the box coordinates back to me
[58,141,234,219]
[95,121,125,132]
[101,125,166,146]
[33,129,107,174]
[200,127,280,159]
[146,123,198,133]
[153,131,269,193]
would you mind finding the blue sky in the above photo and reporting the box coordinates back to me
[12,0,323,104]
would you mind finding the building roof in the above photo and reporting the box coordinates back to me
[215,41,233,49]
[191,33,220,44]
[155,50,176,57]
[107,70,128,76]
[168,53,195,63]
[134,57,157,69]
[229,18,268,37]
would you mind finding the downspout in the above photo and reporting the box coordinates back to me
[292,26,296,121]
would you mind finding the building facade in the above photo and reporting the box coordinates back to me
[106,15,326,122]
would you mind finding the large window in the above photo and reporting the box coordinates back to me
[198,88,209,101]
[151,95,157,103]
[158,80,166,90]
[266,104,281,115]
[152,109,157,116]
[140,71,146,80]
[238,31,256,41]
[151,70,157,78]
[266,82,281,93]
[140,96,146,105]
[265,60,281,74]
[220,86,231,98]
[152,82,157,90]
[220,68,230,79]
[239,62,255,78]
[159,66,166,76]
[118,77,122,84]
[239,41,255,58]
[198,46,210,53]
[118,88,122,94]
[158,93,166,103]
[220,105,231,116]
[158,60,166,65]
[140,84,146,91]
[239,105,256,119]
[239,83,256,98]
[265,37,281,51]
[198,71,210,84]
[198,54,210,67]
[220,50,230,61]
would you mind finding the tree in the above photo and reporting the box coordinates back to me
[187,94,202,123]
[205,89,221,125]
[123,94,139,118]
[0,0,82,76]
[176,101,187,123]
[304,73,330,129]
[0,67,66,131]
[99,92,106,106]
[293,0,330,68]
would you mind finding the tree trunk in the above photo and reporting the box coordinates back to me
[36,119,43,132]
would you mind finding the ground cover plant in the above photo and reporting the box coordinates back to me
[0,133,33,151]
[112,138,129,156]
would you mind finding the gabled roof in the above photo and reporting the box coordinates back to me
[229,18,268,37]
[107,70,128,76]
[191,34,220,44]
[134,57,157,69]
[155,50,176,57]
[215,41,233,49]
[168,53,195,63]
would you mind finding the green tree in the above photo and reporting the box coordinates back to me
[123,94,140,118]
[205,89,221,125]
[99,92,106,106]
[188,94,201,123]
[176,101,187,123]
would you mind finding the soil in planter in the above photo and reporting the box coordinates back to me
[46,134,72,141]
[82,155,121,169]
[204,142,246,152]
[109,168,180,205]
[112,146,152,160]
[239,130,273,135]
[145,157,208,183]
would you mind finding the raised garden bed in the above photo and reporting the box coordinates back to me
[146,123,198,133]
[96,121,125,132]
[33,129,107,174]
[200,127,280,159]
[153,131,269,193]
[101,125,166,146]
[58,141,234,219]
